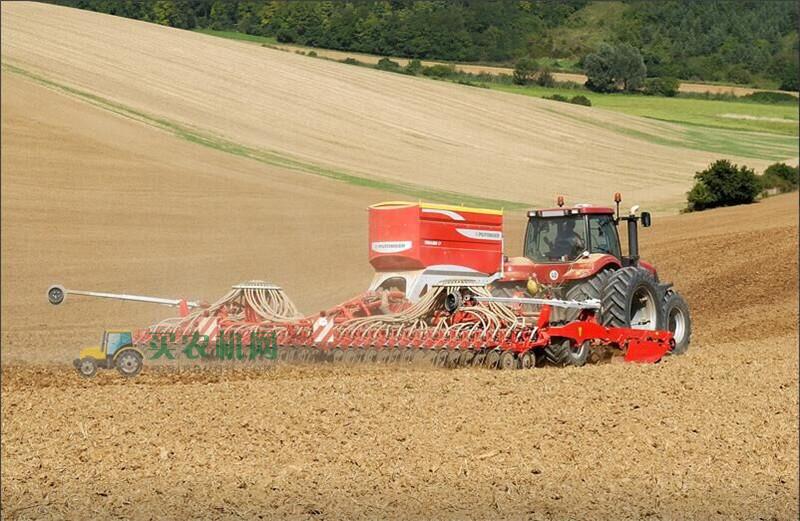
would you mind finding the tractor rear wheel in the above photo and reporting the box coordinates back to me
[601,267,664,330]
[663,290,691,354]
[115,349,143,378]
[552,270,613,324]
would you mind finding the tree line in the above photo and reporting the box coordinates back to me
[53,0,798,88]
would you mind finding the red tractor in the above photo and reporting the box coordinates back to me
[491,194,691,364]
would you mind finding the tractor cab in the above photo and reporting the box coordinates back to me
[501,194,654,286]
[73,330,143,378]
[524,206,621,263]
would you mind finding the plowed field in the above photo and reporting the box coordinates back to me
[1,3,797,520]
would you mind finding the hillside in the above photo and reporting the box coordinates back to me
[1,73,797,518]
[50,0,800,89]
[1,4,797,519]
[1,2,790,213]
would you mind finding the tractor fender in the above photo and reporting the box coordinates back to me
[638,260,658,280]
[112,345,144,362]
[563,256,621,280]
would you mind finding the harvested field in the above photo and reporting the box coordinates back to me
[1,3,798,520]
[0,2,784,212]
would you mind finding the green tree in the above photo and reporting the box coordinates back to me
[687,160,761,211]
[512,57,538,85]
[584,43,646,92]
[583,44,617,92]
[152,0,195,29]
[761,162,799,193]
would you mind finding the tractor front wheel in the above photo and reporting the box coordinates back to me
[77,358,97,378]
[663,290,692,354]
[115,349,143,378]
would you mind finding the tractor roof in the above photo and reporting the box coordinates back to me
[528,205,614,217]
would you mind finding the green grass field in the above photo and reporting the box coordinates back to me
[489,83,798,136]
[192,28,277,45]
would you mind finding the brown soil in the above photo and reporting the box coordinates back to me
[0,2,781,212]
[1,5,798,520]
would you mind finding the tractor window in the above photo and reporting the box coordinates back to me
[525,215,587,262]
[106,332,132,355]
[588,215,621,259]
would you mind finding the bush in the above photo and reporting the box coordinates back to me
[686,159,760,211]
[569,95,592,106]
[307,50,317,57]
[726,65,752,85]
[536,68,555,87]
[543,94,569,103]
[760,162,799,193]
[340,57,361,66]
[422,64,457,79]
[643,77,680,97]
[741,91,798,104]
[404,59,423,75]
[513,57,538,85]
[376,57,401,72]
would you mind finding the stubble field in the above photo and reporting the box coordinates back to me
[2,2,790,212]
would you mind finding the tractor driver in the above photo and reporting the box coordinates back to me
[546,219,585,260]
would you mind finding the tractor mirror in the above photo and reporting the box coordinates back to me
[641,212,652,227]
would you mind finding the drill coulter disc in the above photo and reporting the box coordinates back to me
[434,349,449,367]
[459,350,475,366]
[485,349,501,369]
[472,350,486,367]
[498,350,519,370]
[520,351,536,369]
[331,348,344,363]
[447,349,462,368]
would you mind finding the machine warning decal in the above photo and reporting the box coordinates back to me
[455,229,503,241]
[549,270,559,281]
[371,241,412,253]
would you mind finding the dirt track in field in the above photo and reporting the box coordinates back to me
[1,4,799,520]
[0,2,783,212]
[266,41,800,98]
